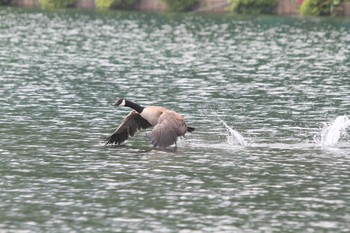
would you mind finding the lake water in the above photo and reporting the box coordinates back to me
[1,7,350,232]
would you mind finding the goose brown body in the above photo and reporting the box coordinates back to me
[105,99,194,148]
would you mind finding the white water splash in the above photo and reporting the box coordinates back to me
[316,116,350,147]
[220,119,248,146]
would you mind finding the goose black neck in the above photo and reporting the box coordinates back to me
[125,100,144,113]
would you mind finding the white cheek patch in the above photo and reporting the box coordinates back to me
[120,99,126,106]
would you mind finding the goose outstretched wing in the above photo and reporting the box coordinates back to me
[106,111,152,145]
[150,111,187,148]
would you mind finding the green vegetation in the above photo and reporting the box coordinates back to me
[95,0,140,10]
[299,0,343,16]
[6,0,350,16]
[0,0,11,5]
[161,0,199,12]
[227,0,278,14]
[40,0,77,9]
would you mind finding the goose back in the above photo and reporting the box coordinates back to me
[140,106,167,125]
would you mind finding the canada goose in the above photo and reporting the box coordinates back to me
[105,98,195,148]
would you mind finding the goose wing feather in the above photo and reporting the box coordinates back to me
[106,110,152,145]
[150,111,187,148]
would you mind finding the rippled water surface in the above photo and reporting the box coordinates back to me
[1,8,350,232]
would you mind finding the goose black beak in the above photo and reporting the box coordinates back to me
[113,98,124,107]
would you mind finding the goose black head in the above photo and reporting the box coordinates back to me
[113,98,125,107]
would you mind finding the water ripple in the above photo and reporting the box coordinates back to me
[1,8,350,233]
